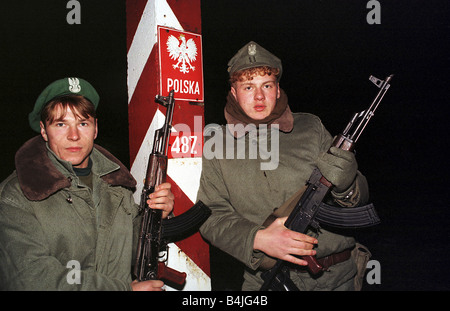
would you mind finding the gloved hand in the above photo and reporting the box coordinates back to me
[317,147,357,193]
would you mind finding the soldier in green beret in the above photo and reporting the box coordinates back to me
[0,77,174,290]
[197,42,370,290]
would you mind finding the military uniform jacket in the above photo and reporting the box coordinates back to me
[0,136,139,290]
[198,112,369,290]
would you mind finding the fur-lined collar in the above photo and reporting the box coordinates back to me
[15,136,136,201]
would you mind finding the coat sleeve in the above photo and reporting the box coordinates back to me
[197,156,265,270]
[0,180,131,291]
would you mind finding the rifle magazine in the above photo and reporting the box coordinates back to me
[161,200,211,243]
[316,202,380,228]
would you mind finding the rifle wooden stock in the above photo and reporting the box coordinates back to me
[332,134,356,152]
[157,262,187,287]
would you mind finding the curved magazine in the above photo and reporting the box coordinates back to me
[161,200,211,243]
[316,202,380,228]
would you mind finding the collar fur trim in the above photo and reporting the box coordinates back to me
[15,136,136,201]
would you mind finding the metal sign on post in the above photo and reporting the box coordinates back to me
[158,26,204,102]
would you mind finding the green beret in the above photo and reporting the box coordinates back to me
[28,77,100,132]
[227,41,282,78]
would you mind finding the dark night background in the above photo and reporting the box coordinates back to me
[0,0,449,291]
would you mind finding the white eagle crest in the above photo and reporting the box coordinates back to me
[167,34,197,74]
[68,77,81,93]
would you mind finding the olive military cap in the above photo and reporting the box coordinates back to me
[28,77,100,132]
[227,41,282,78]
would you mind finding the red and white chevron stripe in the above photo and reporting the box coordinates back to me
[126,0,209,290]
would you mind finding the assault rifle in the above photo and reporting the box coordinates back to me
[260,75,393,291]
[133,90,211,288]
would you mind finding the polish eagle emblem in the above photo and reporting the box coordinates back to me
[166,34,197,74]
[68,77,81,93]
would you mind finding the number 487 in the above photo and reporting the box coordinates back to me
[171,135,198,155]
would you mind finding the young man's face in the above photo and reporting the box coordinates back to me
[231,73,280,121]
[40,104,98,168]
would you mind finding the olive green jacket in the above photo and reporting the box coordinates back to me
[198,112,369,290]
[0,136,139,290]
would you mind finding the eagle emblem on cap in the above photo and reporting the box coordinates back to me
[248,43,257,56]
[68,78,81,93]
[167,34,197,74]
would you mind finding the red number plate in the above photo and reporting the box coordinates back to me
[169,132,203,158]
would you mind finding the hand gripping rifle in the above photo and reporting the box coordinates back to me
[133,90,211,288]
[260,75,393,291]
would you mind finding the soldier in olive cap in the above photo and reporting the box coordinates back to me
[197,41,370,290]
[0,77,174,290]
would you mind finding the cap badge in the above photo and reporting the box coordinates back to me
[248,43,257,63]
[68,77,81,93]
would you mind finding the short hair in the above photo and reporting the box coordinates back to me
[229,66,281,84]
[41,95,97,126]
